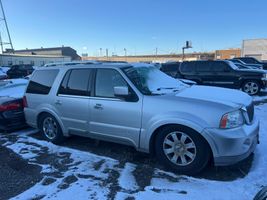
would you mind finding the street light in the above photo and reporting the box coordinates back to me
[182,41,192,60]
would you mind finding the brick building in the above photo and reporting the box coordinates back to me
[215,48,241,60]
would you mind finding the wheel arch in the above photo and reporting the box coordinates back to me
[148,123,213,162]
[36,110,68,136]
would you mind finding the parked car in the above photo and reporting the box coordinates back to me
[0,68,8,80]
[179,60,267,95]
[0,96,25,131]
[233,57,267,70]
[24,63,259,175]
[7,65,34,78]
[228,59,263,69]
[160,62,196,85]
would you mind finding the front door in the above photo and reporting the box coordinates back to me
[89,68,142,148]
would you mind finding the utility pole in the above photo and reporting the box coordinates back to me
[99,48,102,57]
[106,48,109,59]
[0,0,14,53]
[155,47,158,58]
[124,48,127,61]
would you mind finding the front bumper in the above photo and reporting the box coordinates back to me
[202,117,260,166]
[261,78,267,89]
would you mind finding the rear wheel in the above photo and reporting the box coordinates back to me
[155,125,210,175]
[242,80,260,95]
[39,113,65,144]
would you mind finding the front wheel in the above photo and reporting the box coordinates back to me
[155,125,211,175]
[39,113,65,144]
[242,80,260,95]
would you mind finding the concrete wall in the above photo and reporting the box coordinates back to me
[0,54,71,66]
[242,39,267,61]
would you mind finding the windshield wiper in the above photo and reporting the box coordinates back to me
[156,87,180,91]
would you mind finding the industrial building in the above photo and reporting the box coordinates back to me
[82,52,215,63]
[4,46,81,60]
[242,38,267,61]
[0,53,71,66]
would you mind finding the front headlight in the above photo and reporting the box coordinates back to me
[220,110,244,129]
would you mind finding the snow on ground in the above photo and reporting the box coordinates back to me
[0,103,266,200]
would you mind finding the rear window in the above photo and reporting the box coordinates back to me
[26,69,59,94]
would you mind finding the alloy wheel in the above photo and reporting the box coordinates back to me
[244,82,259,95]
[163,131,197,166]
[43,117,58,140]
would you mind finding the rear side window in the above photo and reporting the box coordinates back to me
[58,69,92,96]
[195,62,211,72]
[180,62,195,73]
[26,69,59,94]
[161,64,179,72]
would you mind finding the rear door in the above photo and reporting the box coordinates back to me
[56,68,93,134]
[89,68,142,148]
[195,61,213,85]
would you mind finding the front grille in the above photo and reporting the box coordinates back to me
[246,103,254,123]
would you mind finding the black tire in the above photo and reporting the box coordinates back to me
[39,113,65,144]
[242,80,261,95]
[155,125,211,175]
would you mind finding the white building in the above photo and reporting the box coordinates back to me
[242,38,267,61]
[0,53,71,66]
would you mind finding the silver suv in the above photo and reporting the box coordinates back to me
[24,63,259,175]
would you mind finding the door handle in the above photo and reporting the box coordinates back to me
[94,103,103,110]
[55,100,62,105]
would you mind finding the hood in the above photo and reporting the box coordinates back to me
[175,85,252,107]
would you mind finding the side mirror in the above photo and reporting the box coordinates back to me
[114,86,129,97]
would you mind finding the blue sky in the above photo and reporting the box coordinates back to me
[2,0,267,55]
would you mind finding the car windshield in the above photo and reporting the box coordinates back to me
[122,64,188,95]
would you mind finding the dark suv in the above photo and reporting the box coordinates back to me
[7,65,34,79]
[234,57,267,70]
[180,60,267,95]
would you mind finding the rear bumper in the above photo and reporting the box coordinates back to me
[203,117,259,166]
[0,110,26,131]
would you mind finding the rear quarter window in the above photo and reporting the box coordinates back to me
[26,69,59,95]
[180,62,195,73]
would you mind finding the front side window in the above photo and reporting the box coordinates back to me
[58,69,92,96]
[95,69,127,98]
[26,69,59,94]
[211,62,231,72]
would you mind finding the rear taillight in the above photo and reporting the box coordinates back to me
[23,96,28,108]
[0,102,22,112]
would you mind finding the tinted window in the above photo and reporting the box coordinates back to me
[58,69,92,96]
[180,62,195,73]
[195,62,211,72]
[211,62,230,72]
[95,69,127,98]
[26,69,59,94]
[161,64,179,72]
